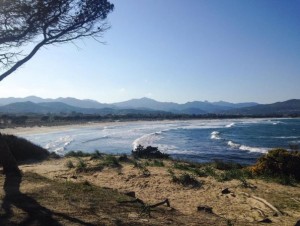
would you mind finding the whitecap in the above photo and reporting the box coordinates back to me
[239,145,267,153]
[225,123,235,128]
[227,141,240,148]
[211,131,221,140]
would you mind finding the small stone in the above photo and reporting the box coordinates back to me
[221,188,231,194]
[124,191,136,198]
[258,218,272,223]
[197,205,213,214]
[128,213,139,218]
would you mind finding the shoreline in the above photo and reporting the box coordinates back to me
[0,117,293,135]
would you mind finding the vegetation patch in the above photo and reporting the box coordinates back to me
[250,149,300,184]
[101,155,121,168]
[169,169,202,188]
[132,145,169,159]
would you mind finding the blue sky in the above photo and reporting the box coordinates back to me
[0,0,299,104]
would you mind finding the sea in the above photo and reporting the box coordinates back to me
[20,118,300,165]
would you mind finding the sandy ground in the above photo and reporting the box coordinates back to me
[20,158,300,226]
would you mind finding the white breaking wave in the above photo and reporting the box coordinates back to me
[211,131,221,140]
[132,131,163,150]
[44,135,73,155]
[225,123,235,128]
[226,140,267,153]
[239,145,267,153]
[227,141,240,148]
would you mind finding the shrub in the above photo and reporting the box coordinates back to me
[65,151,91,158]
[173,162,192,171]
[132,145,169,159]
[172,173,202,188]
[65,160,74,169]
[102,155,120,168]
[76,158,87,172]
[0,134,49,163]
[118,154,130,162]
[217,169,245,182]
[212,159,243,171]
[90,150,103,160]
[250,149,300,181]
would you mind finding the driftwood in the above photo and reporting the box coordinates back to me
[251,195,282,216]
[120,198,170,216]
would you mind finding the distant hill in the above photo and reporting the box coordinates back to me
[0,96,113,109]
[0,101,168,115]
[225,99,300,115]
[0,97,298,116]
[113,97,258,114]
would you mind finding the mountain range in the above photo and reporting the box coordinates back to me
[0,96,299,116]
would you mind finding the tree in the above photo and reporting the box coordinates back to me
[0,0,114,81]
[0,0,114,174]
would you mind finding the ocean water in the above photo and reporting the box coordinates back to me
[21,118,300,165]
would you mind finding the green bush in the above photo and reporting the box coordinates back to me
[65,151,91,157]
[250,149,300,181]
[76,158,87,172]
[169,170,202,188]
[132,145,169,159]
[212,159,242,171]
[65,160,74,169]
[102,155,120,168]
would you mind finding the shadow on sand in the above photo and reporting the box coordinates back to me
[0,171,97,226]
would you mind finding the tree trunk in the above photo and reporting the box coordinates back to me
[0,136,20,175]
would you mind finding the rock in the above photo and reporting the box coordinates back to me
[295,220,300,226]
[221,188,231,194]
[124,191,136,198]
[258,218,272,223]
[128,213,139,219]
[197,205,213,214]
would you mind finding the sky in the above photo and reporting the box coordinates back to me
[0,0,299,104]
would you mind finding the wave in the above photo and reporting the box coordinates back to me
[132,131,163,150]
[227,141,240,148]
[211,131,221,140]
[226,140,267,153]
[239,145,267,153]
[44,135,74,155]
[225,123,235,128]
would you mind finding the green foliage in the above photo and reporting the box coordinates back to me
[201,166,217,177]
[90,150,103,160]
[144,159,165,167]
[251,149,300,181]
[65,160,74,169]
[65,151,91,158]
[0,134,49,163]
[76,158,87,172]
[212,159,243,171]
[171,173,202,188]
[173,162,192,171]
[168,169,201,188]
[132,145,169,159]
[118,154,130,162]
[102,155,120,168]
[217,169,245,182]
